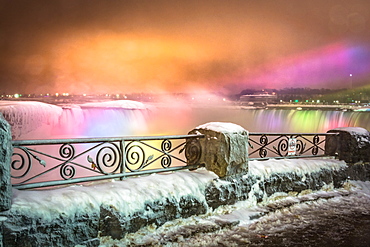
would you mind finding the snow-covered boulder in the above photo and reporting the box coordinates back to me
[187,122,249,177]
[325,127,370,163]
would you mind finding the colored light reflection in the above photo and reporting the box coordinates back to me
[241,42,370,90]
[250,109,370,133]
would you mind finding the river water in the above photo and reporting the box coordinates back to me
[1,101,369,138]
[100,180,370,247]
[147,104,370,135]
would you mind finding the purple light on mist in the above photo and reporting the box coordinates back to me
[243,42,370,89]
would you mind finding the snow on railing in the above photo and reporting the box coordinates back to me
[248,132,339,160]
[11,135,204,190]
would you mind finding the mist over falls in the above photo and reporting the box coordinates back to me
[0,101,369,140]
[0,101,149,139]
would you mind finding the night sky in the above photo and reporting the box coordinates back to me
[1,0,370,95]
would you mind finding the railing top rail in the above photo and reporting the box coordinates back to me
[249,132,339,136]
[12,134,204,146]
[12,164,203,190]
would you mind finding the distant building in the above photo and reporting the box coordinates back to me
[239,94,278,106]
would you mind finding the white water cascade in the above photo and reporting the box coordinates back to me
[0,100,149,139]
[1,101,369,140]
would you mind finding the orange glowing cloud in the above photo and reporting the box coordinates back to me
[2,0,370,95]
[51,32,226,94]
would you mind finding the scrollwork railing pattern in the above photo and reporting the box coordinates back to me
[11,135,203,189]
[248,133,333,160]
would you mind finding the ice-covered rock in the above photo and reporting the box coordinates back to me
[325,127,370,163]
[1,169,217,246]
[0,113,12,211]
[187,122,249,177]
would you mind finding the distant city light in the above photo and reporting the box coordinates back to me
[14,94,20,98]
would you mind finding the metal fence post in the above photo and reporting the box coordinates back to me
[120,139,126,180]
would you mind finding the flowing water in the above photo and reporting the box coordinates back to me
[1,101,369,139]
[148,105,370,135]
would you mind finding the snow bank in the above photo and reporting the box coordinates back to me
[10,159,346,222]
[4,157,359,246]
[331,127,369,136]
[10,169,218,222]
[248,158,347,180]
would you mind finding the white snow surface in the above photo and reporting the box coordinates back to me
[332,126,369,135]
[10,169,218,222]
[195,122,247,134]
[248,158,347,180]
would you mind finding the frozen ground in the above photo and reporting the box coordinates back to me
[9,158,354,246]
[99,180,370,247]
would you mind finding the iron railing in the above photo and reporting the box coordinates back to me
[11,131,339,189]
[248,132,338,160]
[11,134,204,190]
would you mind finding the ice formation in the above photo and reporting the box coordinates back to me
[0,101,63,139]
[10,158,346,222]
[10,169,218,222]
[0,100,149,139]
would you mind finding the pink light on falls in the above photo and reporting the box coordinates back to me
[240,42,370,89]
